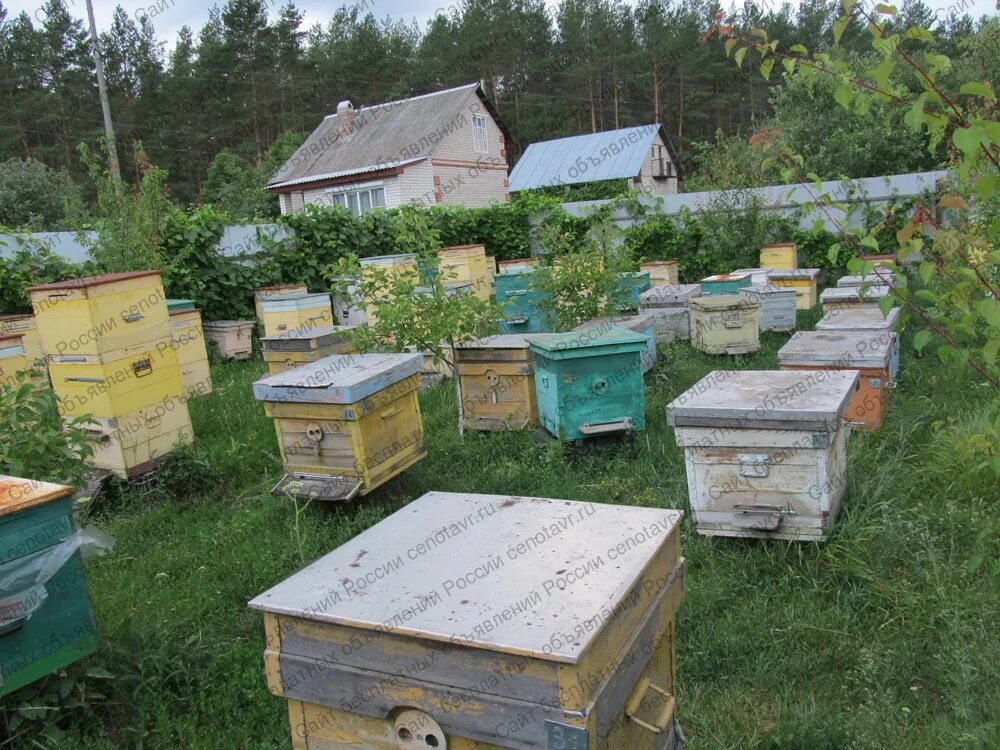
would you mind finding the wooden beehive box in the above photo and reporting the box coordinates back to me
[574,314,658,373]
[419,345,453,389]
[169,308,212,397]
[615,272,652,310]
[27,272,170,357]
[640,260,680,286]
[817,306,901,381]
[0,314,44,365]
[732,267,773,286]
[83,401,194,476]
[359,254,420,324]
[255,284,308,321]
[498,257,539,274]
[252,353,426,502]
[259,293,335,339]
[769,268,821,309]
[486,255,497,295]
[700,273,751,297]
[526,329,647,441]
[203,320,254,360]
[638,286,698,343]
[0,476,99,697]
[439,244,491,300]
[836,272,899,288]
[689,295,760,355]
[760,242,798,270]
[0,334,29,390]
[261,326,359,376]
[778,330,895,431]
[666,369,859,541]
[249,491,686,750]
[819,285,892,314]
[454,335,538,430]
[738,284,797,333]
[496,271,556,334]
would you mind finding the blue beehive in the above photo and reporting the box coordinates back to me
[526,329,647,441]
[701,273,752,296]
[614,272,652,310]
[496,271,556,334]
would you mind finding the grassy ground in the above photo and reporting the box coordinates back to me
[7,310,1000,749]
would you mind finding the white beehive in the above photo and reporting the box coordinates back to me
[738,284,797,332]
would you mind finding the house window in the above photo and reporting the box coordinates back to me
[472,115,488,154]
[326,185,386,217]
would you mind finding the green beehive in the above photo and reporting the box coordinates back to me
[614,271,652,310]
[0,476,100,697]
[496,271,556,334]
[166,298,196,313]
[526,329,647,441]
[700,273,752,296]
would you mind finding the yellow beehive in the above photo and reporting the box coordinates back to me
[252,353,427,501]
[27,272,170,357]
[640,260,680,286]
[689,295,760,355]
[47,339,185,418]
[0,314,44,365]
[770,268,821,309]
[439,244,491,300]
[259,293,335,338]
[454,335,538,430]
[485,255,497,295]
[359,254,420,324]
[760,243,798,270]
[0,334,29,390]
[82,401,194,477]
[169,309,213,397]
[262,326,359,376]
[254,283,308,321]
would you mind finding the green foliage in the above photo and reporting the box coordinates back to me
[0,242,85,313]
[522,179,632,202]
[686,130,783,191]
[0,372,95,488]
[0,157,86,230]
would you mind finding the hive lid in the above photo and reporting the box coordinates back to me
[248,491,683,664]
[689,294,758,311]
[639,284,701,307]
[820,286,891,304]
[666,369,859,430]
[203,319,254,329]
[0,475,73,517]
[26,271,161,293]
[733,267,772,275]
[762,242,796,250]
[166,299,195,312]
[816,306,901,331]
[837,272,899,288]
[454,334,530,350]
[256,283,307,294]
[260,292,331,305]
[359,253,418,265]
[769,268,820,280]
[739,283,796,297]
[252,352,422,404]
[574,314,654,334]
[777,330,893,368]
[261,325,358,351]
[701,273,751,283]
[525,328,648,358]
[640,260,678,268]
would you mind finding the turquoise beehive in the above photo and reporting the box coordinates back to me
[701,273,752,296]
[496,271,556,334]
[526,329,647,441]
[614,271,652,310]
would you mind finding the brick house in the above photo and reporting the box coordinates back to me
[267,83,513,215]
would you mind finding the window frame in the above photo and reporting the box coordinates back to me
[472,114,489,154]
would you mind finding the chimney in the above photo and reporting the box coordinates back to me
[337,100,356,138]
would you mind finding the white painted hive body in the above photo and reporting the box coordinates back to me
[732,267,773,286]
[816,306,901,381]
[666,370,859,541]
[638,285,701,343]
[738,284,797,332]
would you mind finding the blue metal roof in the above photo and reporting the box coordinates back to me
[508,124,660,192]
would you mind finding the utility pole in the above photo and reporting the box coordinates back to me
[84,0,120,180]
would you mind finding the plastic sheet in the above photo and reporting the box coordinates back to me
[0,526,113,627]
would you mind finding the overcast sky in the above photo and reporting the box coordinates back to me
[5,0,997,48]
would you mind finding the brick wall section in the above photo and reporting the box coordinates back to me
[432,89,509,206]
[431,163,509,208]
[389,159,436,208]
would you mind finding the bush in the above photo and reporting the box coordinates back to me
[0,157,85,230]
[0,243,86,314]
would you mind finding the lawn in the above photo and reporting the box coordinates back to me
[14,308,1000,749]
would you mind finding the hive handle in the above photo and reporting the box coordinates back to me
[380,407,403,420]
[122,312,144,323]
[0,617,25,638]
[625,677,676,735]
[132,359,153,378]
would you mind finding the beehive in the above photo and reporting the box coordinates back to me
[700,273,752,297]
[83,401,195,476]
[666,369,859,540]
[485,256,497,295]
[203,320,254,360]
[574,314,658,373]
[255,284,308,321]
[738,284,797,333]
[498,257,539,274]
[0,477,99,697]
[837,272,899,288]
[0,314,44,365]
[253,353,426,502]
[778,330,895,431]
[169,307,212,397]
[419,346,453,389]
[820,285,892,313]
[259,293,335,338]
[731,267,772,286]
[640,260,680,286]
[760,242,798,270]
[769,268,821,309]
[262,326,360,376]
[166,299,195,313]
[689,295,760,355]
[527,329,647,441]
[359,254,420,323]
[331,280,368,328]
[496,271,556,334]
[438,244,491,300]
[0,334,30,390]
[249,491,686,750]
[615,272,652,310]
[27,272,170,357]
[816,306,901,382]
[639,285,700,343]
[454,335,538,430]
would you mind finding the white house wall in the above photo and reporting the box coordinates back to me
[636,132,679,197]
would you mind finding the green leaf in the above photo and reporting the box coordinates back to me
[904,93,927,132]
[750,28,768,41]
[833,16,849,45]
[734,47,747,69]
[973,299,1000,329]
[959,82,994,98]
[953,126,984,156]
[983,334,1000,365]
[725,38,737,57]
[790,43,808,54]
[760,58,774,80]
[782,57,796,74]
[827,243,841,264]
[905,26,935,41]
[913,330,932,353]
[834,85,855,108]
[875,3,897,12]
[878,294,896,317]
[919,261,935,284]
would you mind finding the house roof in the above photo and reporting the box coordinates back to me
[508,124,681,192]
[268,83,511,191]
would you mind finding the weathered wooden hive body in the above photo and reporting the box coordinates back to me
[689,295,760,355]
[203,320,254,360]
[759,242,797,270]
[666,369,858,541]
[819,285,892,314]
[640,260,679,286]
[259,293,335,339]
[253,353,426,502]
[453,335,538,431]
[778,330,895,431]
[836,272,899,288]
[168,304,212,396]
[249,491,687,750]
[527,329,647,441]
[816,306,901,381]
[574,314,658,373]
[738,284,797,333]
[358,254,420,325]
[439,244,491,300]
[261,326,360,376]
[255,283,308,323]
[0,334,28,389]
[0,314,44,365]
[769,268,821,309]
[638,284,701,343]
